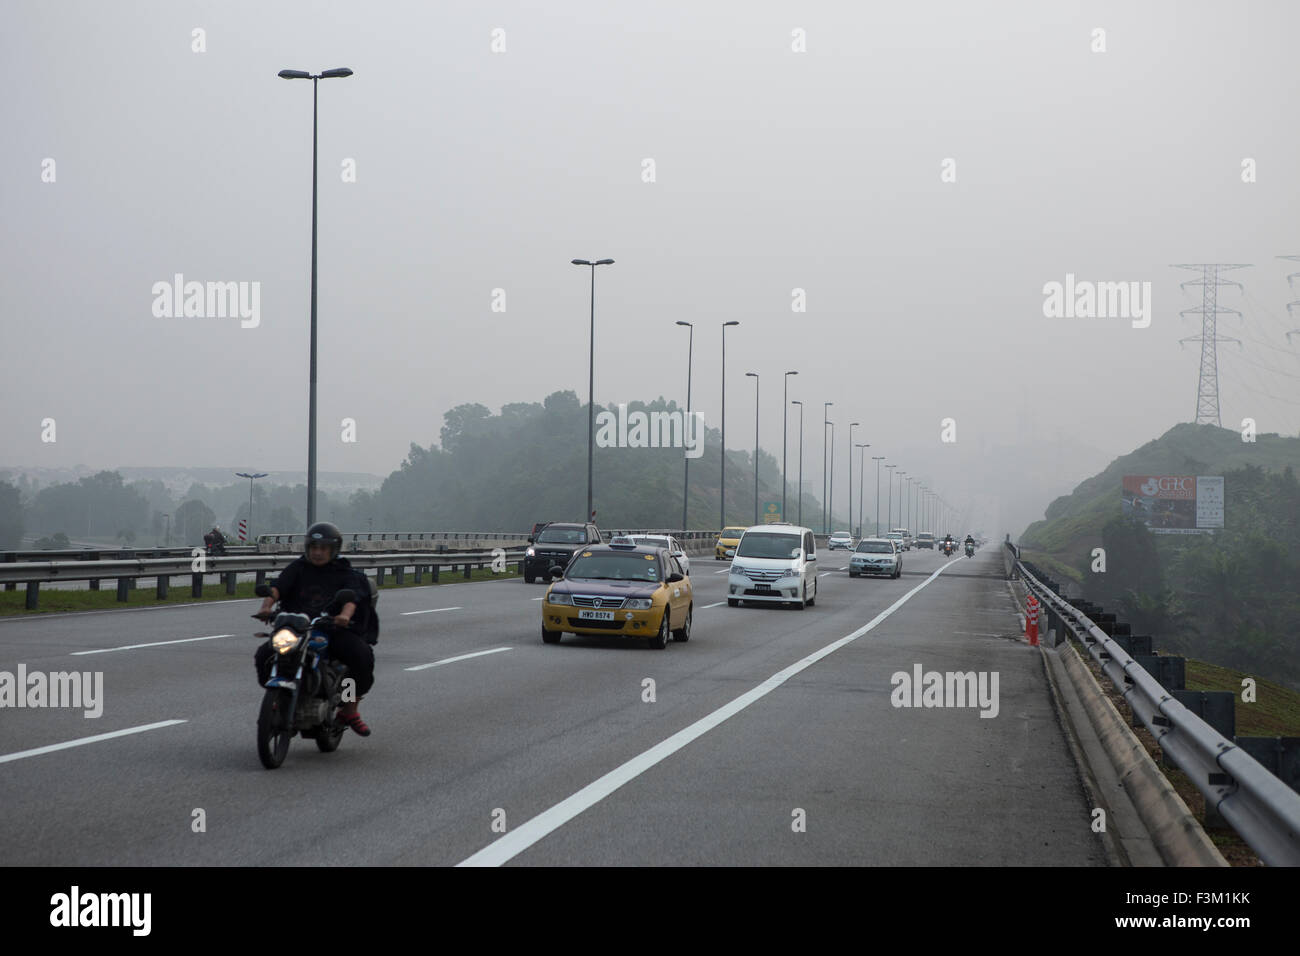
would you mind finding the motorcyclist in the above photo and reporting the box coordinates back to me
[942,533,955,552]
[964,534,975,547]
[253,521,377,736]
[207,526,226,553]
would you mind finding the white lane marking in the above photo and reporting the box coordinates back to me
[401,607,463,616]
[701,601,726,609]
[0,720,187,765]
[71,634,235,656]
[458,560,954,867]
[406,646,512,671]
[713,568,730,574]
[531,597,544,601]
[818,572,832,578]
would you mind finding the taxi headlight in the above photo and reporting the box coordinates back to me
[625,598,653,610]
[547,592,572,606]
[271,629,300,654]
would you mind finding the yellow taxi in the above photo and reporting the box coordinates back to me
[541,541,693,649]
[715,526,747,561]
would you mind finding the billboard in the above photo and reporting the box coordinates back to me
[1121,475,1224,534]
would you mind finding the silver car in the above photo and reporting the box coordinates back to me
[827,531,854,551]
[849,538,901,578]
[630,534,690,576]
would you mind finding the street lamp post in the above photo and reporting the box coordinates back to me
[855,443,869,538]
[782,370,797,521]
[885,464,896,531]
[163,513,170,548]
[822,402,833,533]
[872,457,884,537]
[278,66,354,526]
[746,372,759,525]
[848,423,860,538]
[791,399,804,527]
[897,472,907,529]
[720,321,740,529]
[235,472,268,542]
[676,321,694,531]
[572,258,615,522]
[904,476,912,533]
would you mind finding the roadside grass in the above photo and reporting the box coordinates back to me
[0,565,522,617]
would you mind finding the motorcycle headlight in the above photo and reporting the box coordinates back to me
[547,591,572,606]
[271,629,299,654]
[625,598,653,610]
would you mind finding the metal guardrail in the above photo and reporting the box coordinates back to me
[0,549,528,609]
[1007,542,1300,866]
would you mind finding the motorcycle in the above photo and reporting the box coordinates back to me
[204,533,227,556]
[941,540,956,557]
[965,542,975,557]
[251,584,356,769]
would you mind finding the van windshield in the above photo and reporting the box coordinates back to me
[735,532,802,560]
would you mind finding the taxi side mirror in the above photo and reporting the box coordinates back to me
[549,566,564,580]
[666,572,684,584]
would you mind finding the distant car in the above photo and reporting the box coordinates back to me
[541,540,693,649]
[884,531,907,552]
[629,534,691,575]
[849,538,901,578]
[890,529,913,551]
[915,532,935,550]
[524,522,602,583]
[827,531,853,551]
[715,526,748,561]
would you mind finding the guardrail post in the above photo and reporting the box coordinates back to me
[89,551,100,590]
[255,570,266,588]
[225,572,236,595]
[517,559,524,575]
[116,578,129,602]
[156,575,168,599]
[395,565,405,586]
[376,567,385,586]
[191,573,203,598]
[25,581,38,609]
[430,564,439,583]
[414,565,423,584]
[3,552,14,590]
[464,563,472,579]
[1234,737,1300,797]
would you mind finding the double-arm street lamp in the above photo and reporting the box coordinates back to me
[278,66,354,526]
[720,321,740,528]
[791,399,804,527]
[676,321,694,531]
[746,372,759,524]
[782,371,797,520]
[571,258,615,521]
[235,472,268,541]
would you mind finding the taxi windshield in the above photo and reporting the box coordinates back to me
[856,541,893,553]
[735,532,802,559]
[566,552,663,582]
[720,528,747,538]
[537,526,587,544]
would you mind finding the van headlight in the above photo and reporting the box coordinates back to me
[271,629,299,654]
[778,568,799,579]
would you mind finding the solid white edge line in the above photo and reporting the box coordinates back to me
[71,634,235,655]
[400,607,464,616]
[457,560,954,867]
[0,720,188,764]
[405,646,512,671]
[701,601,726,609]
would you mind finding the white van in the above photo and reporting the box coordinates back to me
[727,524,818,609]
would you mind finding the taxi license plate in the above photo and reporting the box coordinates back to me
[578,609,615,621]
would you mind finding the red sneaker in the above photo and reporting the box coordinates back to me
[338,711,371,737]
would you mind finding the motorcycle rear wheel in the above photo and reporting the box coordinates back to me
[257,688,294,769]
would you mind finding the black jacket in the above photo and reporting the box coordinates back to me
[273,556,378,644]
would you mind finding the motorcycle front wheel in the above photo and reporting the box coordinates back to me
[257,688,294,769]
[315,720,345,752]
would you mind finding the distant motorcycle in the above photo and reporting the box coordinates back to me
[941,540,956,556]
[965,542,975,557]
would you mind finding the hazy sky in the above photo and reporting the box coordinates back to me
[4,1,1299,531]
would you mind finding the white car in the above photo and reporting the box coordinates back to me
[629,534,691,575]
[889,528,913,550]
[727,524,818,609]
[849,538,901,578]
[827,531,854,551]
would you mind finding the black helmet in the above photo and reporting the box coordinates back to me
[304,522,343,560]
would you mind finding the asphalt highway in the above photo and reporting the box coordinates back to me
[0,547,1106,866]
